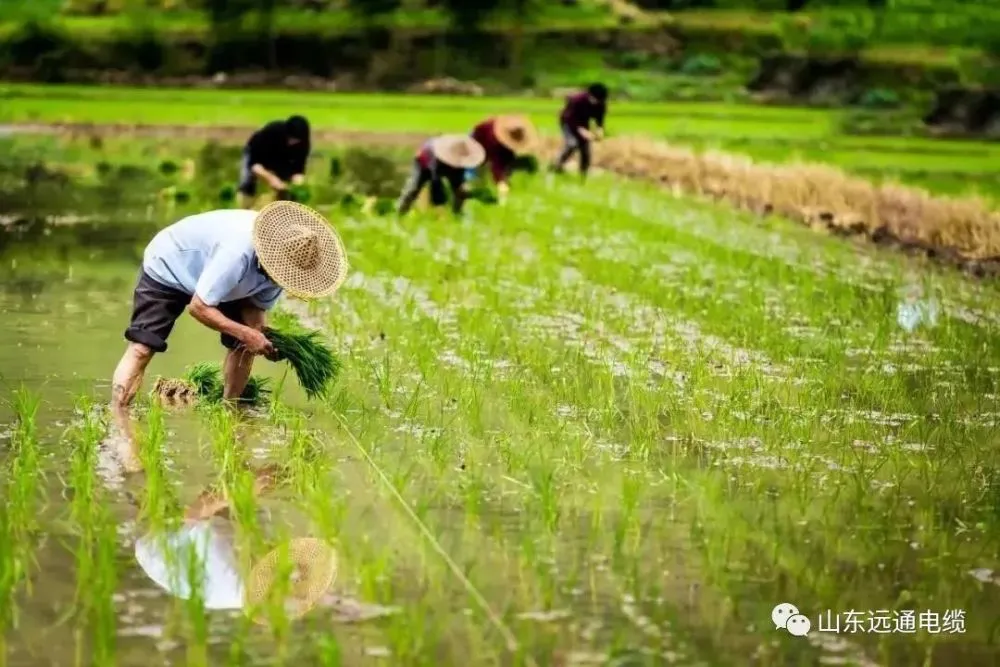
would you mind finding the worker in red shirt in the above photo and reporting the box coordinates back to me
[469,115,537,205]
[396,134,486,216]
[552,83,608,179]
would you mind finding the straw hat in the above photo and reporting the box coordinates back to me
[244,537,338,623]
[252,201,349,300]
[430,135,486,169]
[493,115,538,155]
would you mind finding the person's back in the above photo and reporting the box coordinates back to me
[246,121,295,175]
[144,209,257,293]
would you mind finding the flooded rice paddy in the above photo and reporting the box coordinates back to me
[1,134,999,666]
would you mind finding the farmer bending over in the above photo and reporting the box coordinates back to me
[552,83,608,179]
[238,116,311,209]
[109,201,348,473]
[469,115,538,205]
[396,135,485,216]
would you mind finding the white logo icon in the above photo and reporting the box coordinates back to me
[786,613,811,637]
[772,602,811,637]
[771,602,799,630]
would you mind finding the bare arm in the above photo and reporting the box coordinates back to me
[188,295,255,339]
[251,164,286,189]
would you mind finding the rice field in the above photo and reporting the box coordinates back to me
[1,103,1000,666]
[4,84,1000,200]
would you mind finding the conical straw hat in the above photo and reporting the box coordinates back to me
[493,115,538,155]
[430,135,486,169]
[244,538,338,624]
[252,201,349,300]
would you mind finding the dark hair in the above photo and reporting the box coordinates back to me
[587,83,608,102]
[286,115,310,141]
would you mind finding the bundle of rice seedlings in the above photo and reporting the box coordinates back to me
[466,186,498,204]
[278,184,311,204]
[183,362,272,405]
[263,326,341,400]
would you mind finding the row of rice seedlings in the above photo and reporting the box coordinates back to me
[265,318,497,662]
[201,404,292,663]
[325,212,806,659]
[137,399,181,533]
[66,397,118,666]
[297,286,663,661]
[326,164,991,661]
[320,183,976,664]
[0,389,44,665]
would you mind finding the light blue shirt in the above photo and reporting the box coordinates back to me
[143,209,283,310]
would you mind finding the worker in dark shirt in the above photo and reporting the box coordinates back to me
[552,83,608,179]
[469,114,537,205]
[237,115,311,209]
[396,135,485,216]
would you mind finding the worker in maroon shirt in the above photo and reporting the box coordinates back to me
[469,115,538,204]
[552,83,608,179]
[396,134,486,216]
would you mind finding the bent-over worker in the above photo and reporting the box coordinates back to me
[238,116,311,209]
[109,201,348,473]
[396,135,486,216]
[469,115,538,205]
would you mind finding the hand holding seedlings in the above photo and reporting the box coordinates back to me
[240,327,277,358]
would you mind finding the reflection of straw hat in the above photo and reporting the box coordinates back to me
[252,201,349,300]
[493,115,537,155]
[245,538,338,623]
[430,135,486,169]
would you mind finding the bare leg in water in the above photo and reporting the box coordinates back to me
[110,342,154,473]
[222,305,266,401]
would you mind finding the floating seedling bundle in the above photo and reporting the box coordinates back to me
[263,325,341,400]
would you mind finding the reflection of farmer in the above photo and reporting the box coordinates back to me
[469,115,538,205]
[238,116,311,209]
[109,201,348,472]
[134,465,338,619]
[396,135,485,216]
[552,83,608,179]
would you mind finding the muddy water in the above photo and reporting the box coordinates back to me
[0,214,345,666]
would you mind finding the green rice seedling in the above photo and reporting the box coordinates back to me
[465,186,499,205]
[263,326,342,400]
[158,159,179,175]
[0,388,43,659]
[66,397,118,665]
[373,197,396,216]
[137,400,181,533]
[218,184,236,203]
[183,362,272,405]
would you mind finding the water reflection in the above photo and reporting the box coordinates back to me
[132,465,338,620]
[135,515,244,610]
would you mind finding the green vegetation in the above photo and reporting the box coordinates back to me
[1,0,997,106]
[263,322,342,400]
[1,124,999,662]
[2,85,998,200]
[184,361,273,404]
